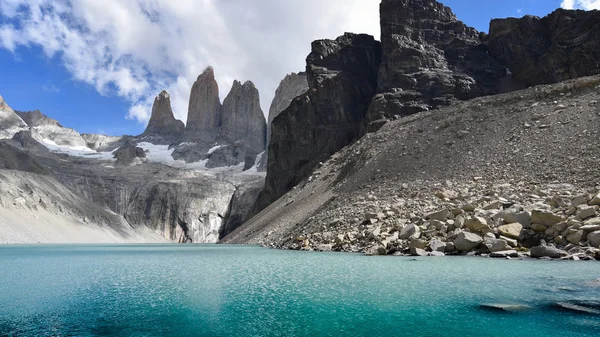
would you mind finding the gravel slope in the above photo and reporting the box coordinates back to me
[223,75,600,247]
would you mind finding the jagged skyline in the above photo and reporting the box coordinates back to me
[0,0,596,136]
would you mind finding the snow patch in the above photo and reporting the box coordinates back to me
[207,145,223,154]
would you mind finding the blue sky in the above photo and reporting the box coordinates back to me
[0,0,582,136]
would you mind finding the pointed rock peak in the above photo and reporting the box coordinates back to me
[185,65,222,143]
[242,80,255,88]
[142,89,184,140]
[0,95,12,112]
[158,90,170,99]
[15,109,62,127]
[198,66,215,80]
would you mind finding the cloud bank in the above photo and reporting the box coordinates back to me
[561,0,600,9]
[0,0,380,124]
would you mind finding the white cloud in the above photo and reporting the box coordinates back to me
[0,0,380,126]
[561,0,600,9]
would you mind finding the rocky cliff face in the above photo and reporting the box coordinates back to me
[258,73,309,171]
[142,90,185,142]
[0,93,264,244]
[487,9,600,86]
[366,0,507,131]
[267,73,308,143]
[0,95,27,139]
[15,110,61,127]
[251,33,381,214]
[184,67,222,143]
[219,80,266,155]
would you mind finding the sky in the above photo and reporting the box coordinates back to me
[0,0,598,136]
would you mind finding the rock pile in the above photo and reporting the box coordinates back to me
[280,181,600,260]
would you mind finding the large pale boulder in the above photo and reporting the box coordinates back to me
[498,223,523,240]
[531,209,564,226]
[453,232,483,251]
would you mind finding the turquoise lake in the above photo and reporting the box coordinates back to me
[1,244,599,336]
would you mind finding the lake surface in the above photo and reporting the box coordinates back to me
[1,244,599,337]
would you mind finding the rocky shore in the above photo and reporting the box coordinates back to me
[276,180,600,260]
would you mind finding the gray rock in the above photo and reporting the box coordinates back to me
[366,0,507,131]
[400,223,420,240]
[428,239,446,252]
[501,211,531,228]
[220,177,265,238]
[184,67,222,143]
[488,9,600,87]
[141,90,184,143]
[489,250,519,258]
[453,232,483,251]
[251,33,381,216]
[259,72,308,172]
[15,109,61,127]
[410,247,428,256]
[485,238,510,253]
[531,209,564,226]
[219,80,266,155]
[530,244,568,259]
[588,231,600,248]
[113,140,146,166]
[0,95,27,139]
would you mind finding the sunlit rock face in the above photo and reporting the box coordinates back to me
[0,95,27,139]
[219,80,266,155]
[141,90,185,143]
[184,67,222,144]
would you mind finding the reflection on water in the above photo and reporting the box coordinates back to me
[0,244,599,337]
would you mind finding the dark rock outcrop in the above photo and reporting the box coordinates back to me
[221,177,265,238]
[113,140,146,166]
[142,90,184,142]
[258,72,309,171]
[252,33,381,214]
[487,9,600,86]
[266,72,309,144]
[184,67,222,143]
[10,130,50,154]
[366,0,507,131]
[205,144,249,168]
[15,110,61,127]
[219,80,266,155]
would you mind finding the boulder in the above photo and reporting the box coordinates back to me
[588,231,600,248]
[497,222,523,239]
[453,232,483,251]
[530,244,568,259]
[410,247,428,256]
[428,239,446,252]
[427,209,450,221]
[531,209,564,226]
[567,230,584,245]
[465,216,489,233]
[400,223,421,240]
[489,250,519,258]
[485,238,510,253]
[501,211,531,228]
[576,205,597,220]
